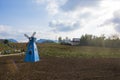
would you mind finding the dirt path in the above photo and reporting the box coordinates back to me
[0,56,120,80]
[0,52,24,57]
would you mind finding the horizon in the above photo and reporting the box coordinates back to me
[0,0,120,42]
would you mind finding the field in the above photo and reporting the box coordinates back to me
[0,43,120,80]
[39,43,120,58]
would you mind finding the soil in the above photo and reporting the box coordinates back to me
[0,56,120,80]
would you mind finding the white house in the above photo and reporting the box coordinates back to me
[71,38,80,46]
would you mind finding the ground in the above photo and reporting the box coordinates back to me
[0,55,120,80]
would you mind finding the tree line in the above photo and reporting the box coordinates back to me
[58,34,120,48]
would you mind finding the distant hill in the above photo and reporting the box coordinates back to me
[8,39,18,43]
[0,39,18,43]
[0,39,4,43]
[37,39,56,43]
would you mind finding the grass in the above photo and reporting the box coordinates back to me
[38,43,120,58]
[0,43,120,58]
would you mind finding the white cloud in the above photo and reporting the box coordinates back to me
[49,19,81,32]
[46,0,59,15]
[61,0,100,11]
[1,0,120,41]
[0,25,12,32]
[0,24,58,42]
[34,0,67,15]
[101,10,120,33]
[33,0,120,37]
[0,25,25,42]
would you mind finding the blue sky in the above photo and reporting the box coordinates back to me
[0,0,120,42]
[0,0,48,27]
[0,0,52,41]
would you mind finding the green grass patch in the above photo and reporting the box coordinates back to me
[1,43,120,58]
[38,43,120,58]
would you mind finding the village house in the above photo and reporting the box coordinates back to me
[71,38,80,46]
[60,38,80,46]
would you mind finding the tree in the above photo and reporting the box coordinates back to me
[3,39,9,44]
[80,34,93,46]
[58,37,62,43]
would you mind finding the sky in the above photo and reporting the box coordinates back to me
[0,0,120,42]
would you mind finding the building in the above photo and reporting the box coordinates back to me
[60,38,80,46]
[71,38,80,46]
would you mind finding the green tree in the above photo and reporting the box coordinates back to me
[80,34,93,46]
[58,36,62,43]
[3,39,9,44]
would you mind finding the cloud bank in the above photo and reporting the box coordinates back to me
[34,0,101,32]
[1,0,120,42]
[101,10,120,33]
[49,19,81,32]
[61,0,100,11]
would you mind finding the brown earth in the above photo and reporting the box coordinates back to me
[0,56,120,80]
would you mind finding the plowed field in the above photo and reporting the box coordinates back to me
[0,56,120,80]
